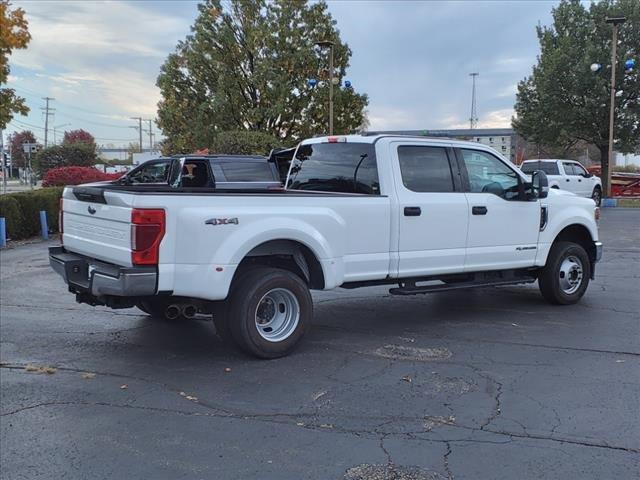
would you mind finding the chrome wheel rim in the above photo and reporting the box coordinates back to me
[559,255,584,295]
[592,190,601,205]
[254,288,300,342]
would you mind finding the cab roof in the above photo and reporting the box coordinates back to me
[302,133,493,150]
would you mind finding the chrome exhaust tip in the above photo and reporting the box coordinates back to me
[182,304,197,319]
[165,304,181,320]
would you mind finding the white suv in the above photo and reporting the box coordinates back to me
[520,159,602,206]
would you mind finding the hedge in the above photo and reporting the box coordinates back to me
[43,166,122,187]
[0,187,64,241]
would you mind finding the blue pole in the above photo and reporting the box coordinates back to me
[39,210,49,240]
[0,217,6,248]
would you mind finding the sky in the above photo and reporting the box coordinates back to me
[6,0,556,148]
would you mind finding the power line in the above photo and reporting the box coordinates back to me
[56,111,134,129]
[9,119,137,142]
[12,86,140,128]
[7,123,44,142]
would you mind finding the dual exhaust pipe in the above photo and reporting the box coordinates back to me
[165,303,197,320]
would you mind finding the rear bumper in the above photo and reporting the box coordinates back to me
[49,246,157,297]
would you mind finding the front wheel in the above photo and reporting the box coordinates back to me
[538,241,591,305]
[592,186,602,206]
[223,267,312,358]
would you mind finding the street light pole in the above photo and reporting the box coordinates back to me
[605,15,626,198]
[315,40,335,135]
[53,123,71,145]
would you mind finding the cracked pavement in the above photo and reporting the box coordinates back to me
[1,209,639,479]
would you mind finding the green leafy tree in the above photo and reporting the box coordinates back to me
[157,0,368,154]
[34,143,97,176]
[513,0,639,195]
[209,130,282,155]
[0,0,31,129]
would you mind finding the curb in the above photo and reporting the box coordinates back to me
[602,198,640,208]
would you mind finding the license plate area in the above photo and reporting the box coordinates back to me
[65,258,91,290]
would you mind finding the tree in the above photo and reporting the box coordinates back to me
[513,0,639,196]
[33,143,97,176]
[8,130,36,168]
[0,1,31,129]
[209,130,282,155]
[157,0,368,154]
[62,129,97,151]
[126,142,140,162]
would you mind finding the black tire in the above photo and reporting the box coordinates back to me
[592,186,602,206]
[538,241,591,305]
[224,267,312,359]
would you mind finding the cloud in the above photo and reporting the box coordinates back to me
[7,0,196,143]
[446,109,514,129]
[7,0,553,144]
[330,0,552,130]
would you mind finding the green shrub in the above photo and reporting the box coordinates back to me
[33,143,97,176]
[0,187,64,241]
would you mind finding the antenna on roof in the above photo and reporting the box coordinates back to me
[469,72,479,129]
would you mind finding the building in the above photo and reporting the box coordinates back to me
[371,128,518,163]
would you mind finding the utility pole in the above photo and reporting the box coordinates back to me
[315,40,335,135]
[41,97,55,147]
[130,117,143,152]
[147,119,153,151]
[604,16,626,198]
[1,128,6,194]
[469,73,479,129]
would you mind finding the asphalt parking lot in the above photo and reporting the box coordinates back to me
[1,209,639,480]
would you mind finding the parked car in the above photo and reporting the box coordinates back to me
[520,159,602,206]
[50,135,602,358]
[117,155,282,189]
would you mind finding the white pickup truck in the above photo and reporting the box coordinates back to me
[50,134,602,358]
[520,159,603,206]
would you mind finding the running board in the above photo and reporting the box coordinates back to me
[389,277,536,296]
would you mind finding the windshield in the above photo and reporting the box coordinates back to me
[287,142,379,194]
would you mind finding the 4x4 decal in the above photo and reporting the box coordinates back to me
[205,217,239,226]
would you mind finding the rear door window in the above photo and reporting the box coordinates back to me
[397,146,455,192]
[287,142,379,194]
[218,162,276,182]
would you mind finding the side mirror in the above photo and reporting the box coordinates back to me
[582,172,593,178]
[532,170,549,199]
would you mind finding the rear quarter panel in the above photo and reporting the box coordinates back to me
[131,193,392,300]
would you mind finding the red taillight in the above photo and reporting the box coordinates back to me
[131,209,165,265]
[59,198,64,244]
